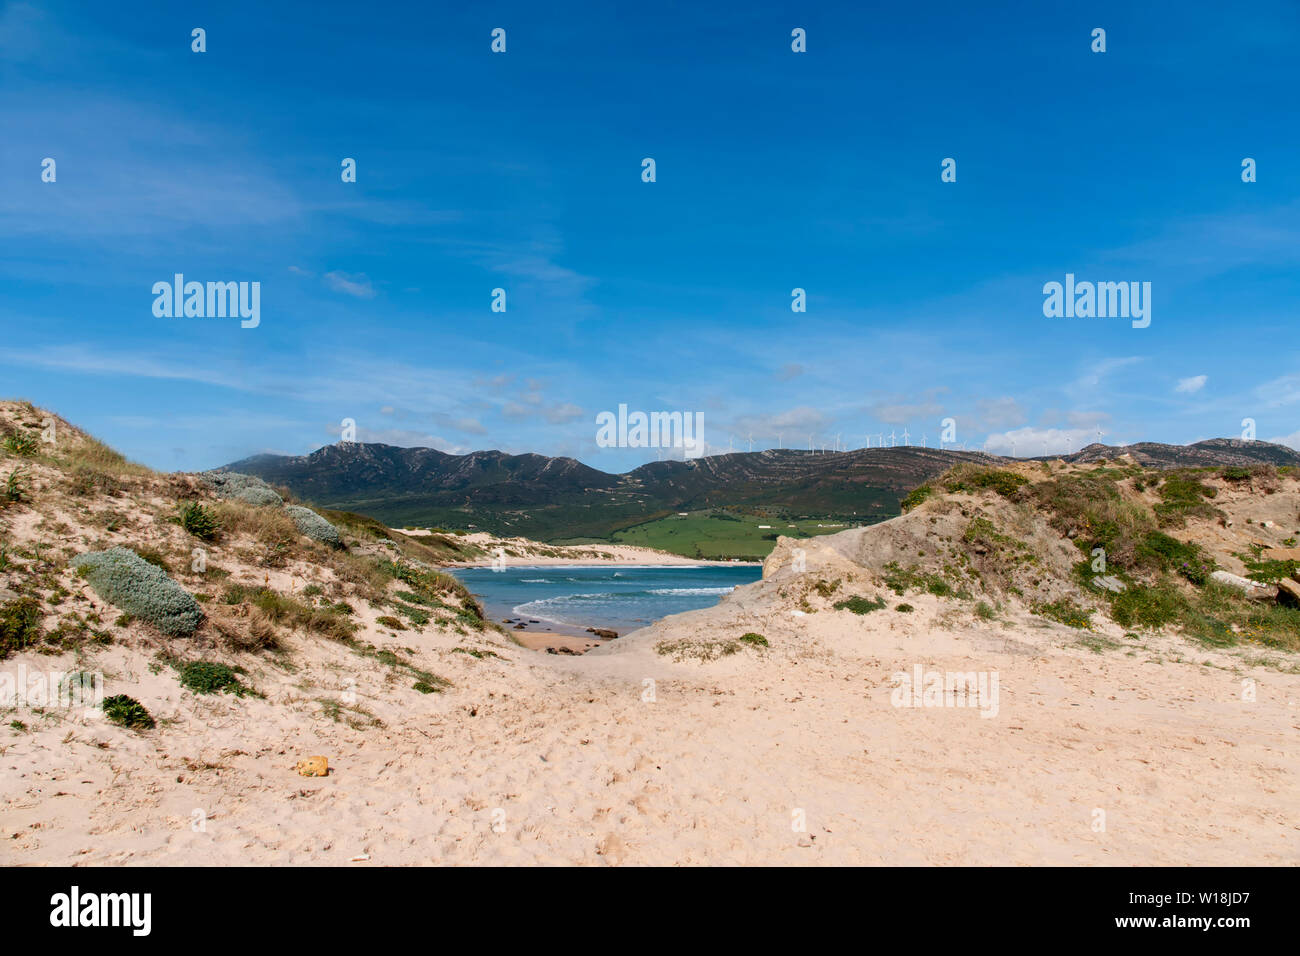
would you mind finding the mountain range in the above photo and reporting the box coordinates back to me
[222,438,1300,543]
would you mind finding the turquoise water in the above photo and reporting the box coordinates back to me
[451,564,762,635]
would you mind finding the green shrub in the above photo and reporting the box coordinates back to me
[900,484,933,512]
[940,465,1029,498]
[1032,598,1093,630]
[2,432,39,456]
[833,595,887,614]
[1135,532,1215,584]
[1,468,26,506]
[177,501,220,540]
[975,601,996,620]
[1242,605,1300,651]
[895,603,914,612]
[391,602,430,626]
[1153,473,1219,526]
[102,694,155,730]
[1026,473,1154,569]
[376,614,407,630]
[0,596,44,658]
[881,562,971,599]
[285,505,342,547]
[739,632,769,647]
[71,547,205,636]
[1242,558,1300,584]
[1179,610,1236,648]
[1108,581,1186,630]
[382,562,485,626]
[178,661,249,696]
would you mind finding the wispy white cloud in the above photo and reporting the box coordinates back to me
[1268,430,1300,451]
[1175,375,1207,394]
[323,271,376,299]
[1255,373,1300,407]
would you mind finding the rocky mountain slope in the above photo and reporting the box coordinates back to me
[224,438,1300,543]
[1048,438,1300,468]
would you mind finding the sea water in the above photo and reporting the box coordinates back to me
[450,564,762,635]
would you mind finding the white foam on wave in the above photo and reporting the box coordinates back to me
[647,586,736,596]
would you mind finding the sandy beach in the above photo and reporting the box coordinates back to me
[433,532,759,569]
[5,565,1298,866]
[3,404,1299,866]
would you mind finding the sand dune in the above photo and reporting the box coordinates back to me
[3,403,1299,865]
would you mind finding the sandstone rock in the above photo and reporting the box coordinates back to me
[1261,547,1300,562]
[1209,570,1276,601]
[296,756,329,777]
[590,628,618,639]
[1278,578,1300,606]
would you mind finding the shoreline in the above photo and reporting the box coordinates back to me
[449,559,758,654]
[404,528,763,570]
[447,558,762,569]
[456,576,661,654]
[482,597,614,653]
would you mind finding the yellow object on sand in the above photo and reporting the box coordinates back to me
[296,756,329,777]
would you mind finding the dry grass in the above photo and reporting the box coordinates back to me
[212,499,300,548]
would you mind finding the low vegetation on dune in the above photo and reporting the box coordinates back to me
[101,694,155,730]
[284,505,342,547]
[202,471,284,507]
[887,460,1300,652]
[0,400,500,729]
[71,547,206,637]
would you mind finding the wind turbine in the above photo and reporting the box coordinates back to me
[808,434,813,451]
[921,432,927,448]
[902,428,910,446]
[877,432,883,447]
[835,433,841,452]
[889,430,897,447]
[747,433,754,452]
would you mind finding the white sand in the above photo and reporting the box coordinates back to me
[3,412,1297,866]
[435,532,757,568]
[4,568,1298,865]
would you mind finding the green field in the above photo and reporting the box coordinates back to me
[563,510,868,561]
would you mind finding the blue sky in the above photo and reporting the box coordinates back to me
[1,0,1297,473]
